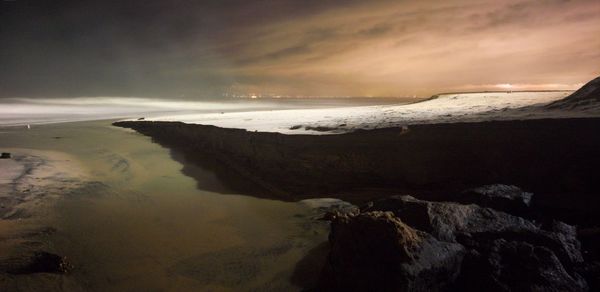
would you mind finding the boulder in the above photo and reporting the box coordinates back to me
[363,195,538,242]
[0,152,11,159]
[459,184,533,215]
[319,211,465,291]
[340,194,589,291]
[456,239,588,292]
[365,195,583,267]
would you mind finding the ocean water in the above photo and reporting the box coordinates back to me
[0,120,333,291]
[0,97,410,126]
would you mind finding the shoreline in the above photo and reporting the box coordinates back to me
[114,117,600,226]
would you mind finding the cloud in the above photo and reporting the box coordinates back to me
[0,0,598,98]
[237,44,313,65]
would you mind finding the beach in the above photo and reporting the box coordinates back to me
[0,121,332,291]
[1,82,600,290]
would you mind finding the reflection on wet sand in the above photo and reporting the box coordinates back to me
[0,121,329,291]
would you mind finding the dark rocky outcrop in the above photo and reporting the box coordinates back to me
[0,152,11,159]
[319,211,465,292]
[458,184,533,216]
[114,118,600,226]
[456,239,587,292]
[319,195,590,291]
[362,195,538,242]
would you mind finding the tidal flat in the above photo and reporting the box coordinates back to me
[0,120,329,291]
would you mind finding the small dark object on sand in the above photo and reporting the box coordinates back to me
[289,125,303,130]
[137,117,145,121]
[0,152,11,159]
[305,126,335,132]
[0,252,72,274]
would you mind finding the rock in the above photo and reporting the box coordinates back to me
[319,211,464,291]
[459,184,533,215]
[576,261,600,292]
[547,220,585,265]
[456,239,588,292]
[351,195,588,290]
[0,252,72,274]
[363,195,538,242]
[366,195,584,267]
[0,152,11,159]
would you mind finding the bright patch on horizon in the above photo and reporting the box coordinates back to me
[496,84,514,89]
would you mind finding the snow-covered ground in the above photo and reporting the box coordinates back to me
[3,91,599,134]
[146,91,597,134]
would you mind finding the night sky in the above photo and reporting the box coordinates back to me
[1,0,599,98]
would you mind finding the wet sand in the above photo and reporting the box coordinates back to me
[0,121,330,291]
[0,149,89,289]
[0,149,89,220]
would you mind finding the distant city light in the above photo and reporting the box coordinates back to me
[496,84,514,89]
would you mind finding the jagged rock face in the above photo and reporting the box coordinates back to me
[365,195,583,266]
[457,240,588,292]
[321,194,589,291]
[320,211,465,292]
[363,195,538,242]
[459,184,533,215]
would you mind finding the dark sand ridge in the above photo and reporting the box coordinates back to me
[113,116,600,291]
[114,117,600,227]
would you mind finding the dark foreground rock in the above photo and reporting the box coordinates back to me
[319,211,464,291]
[318,195,590,291]
[458,184,533,216]
[457,239,587,292]
[362,195,538,242]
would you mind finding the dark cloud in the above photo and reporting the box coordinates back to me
[0,0,598,98]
